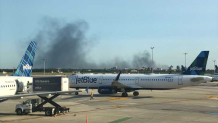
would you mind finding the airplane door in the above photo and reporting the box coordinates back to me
[98,76,103,84]
[135,77,139,84]
[71,76,77,84]
[178,75,183,85]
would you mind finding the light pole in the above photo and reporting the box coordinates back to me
[184,53,188,69]
[213,60,216,74]
[43,59,46,76]
[151,47,154,73]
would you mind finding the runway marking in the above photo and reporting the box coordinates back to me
[207,96,218,98]
[109,97,129,100]
[112,105,125,108]
[108,117,132,123]
[0,98,206,122]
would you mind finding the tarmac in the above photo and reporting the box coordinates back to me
[1,82,218,123]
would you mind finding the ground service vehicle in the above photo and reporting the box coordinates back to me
[15,97,70,116]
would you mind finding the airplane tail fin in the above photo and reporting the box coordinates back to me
[215,65,218,73]
[12,41,37,77]
[181,65,186,73]
[182,51,209,75]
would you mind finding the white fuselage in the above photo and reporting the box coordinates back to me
[69,74,211,90]
[0,76,32,97]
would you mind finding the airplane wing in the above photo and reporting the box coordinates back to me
[0,90,81,100]
[111,71,131,88]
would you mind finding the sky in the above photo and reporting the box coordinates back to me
[0,0,218,69]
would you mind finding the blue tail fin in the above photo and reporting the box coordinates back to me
[181,65,186,72]
[12,41,37,77]
[182,51,209,75]
[215,65,218,73]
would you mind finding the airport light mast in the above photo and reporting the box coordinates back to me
[151,47,154,73]
[43,59,47,76]
[213,60,216,74]
[184,53,188,69]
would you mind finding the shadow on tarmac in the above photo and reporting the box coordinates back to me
[0,113,45,116]
[132,96,153,99]
[61,94,123,100]
[61,94,153,100]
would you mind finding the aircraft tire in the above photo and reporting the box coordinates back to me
[122,92,128,97]
[133,91,139,96]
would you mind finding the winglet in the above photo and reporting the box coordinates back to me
[115,71,121,81]
[12,41,37,77]
[111,71,121,87]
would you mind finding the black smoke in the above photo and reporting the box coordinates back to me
[132,51,155,69]
[31,18,165,69]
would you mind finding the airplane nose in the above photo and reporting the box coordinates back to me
[204,76,213,82]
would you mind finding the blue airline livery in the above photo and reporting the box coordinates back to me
[69,51,212,97]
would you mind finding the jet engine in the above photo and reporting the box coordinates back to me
[98,86,117,94]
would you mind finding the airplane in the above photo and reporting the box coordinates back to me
[0,41,80,102]
[215,65,218,73]
[69,51,212,97]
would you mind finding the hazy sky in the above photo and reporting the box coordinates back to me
[0,0,218,69]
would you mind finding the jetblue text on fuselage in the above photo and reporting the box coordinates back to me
[76,76,97,84]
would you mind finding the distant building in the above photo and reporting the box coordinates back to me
[131,69,138,73]
[156,68,162,70]
[138,67,146,70]
[111,66,117,69]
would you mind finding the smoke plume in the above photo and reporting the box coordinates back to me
[31,18,165,69]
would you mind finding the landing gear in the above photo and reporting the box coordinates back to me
[75,92,79,95]
[133,91,139,96]
[122,92,128,97]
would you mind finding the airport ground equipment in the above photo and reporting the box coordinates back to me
[32,76,69,92]
[15,94,69,116]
